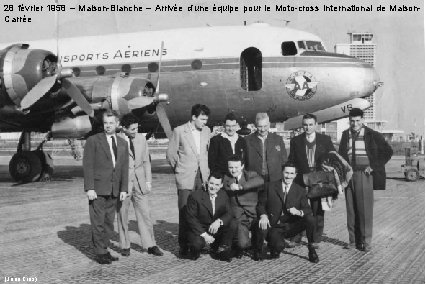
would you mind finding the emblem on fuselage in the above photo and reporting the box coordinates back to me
[285,71,318,101]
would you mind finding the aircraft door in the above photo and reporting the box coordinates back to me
[240,47,262,91]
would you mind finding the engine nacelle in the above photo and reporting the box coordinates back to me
[69,76,157,115]
[0,44,57,106]
[51,115,92,138]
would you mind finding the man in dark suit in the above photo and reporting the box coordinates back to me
[255,162,318,263]
[338,108,393,252]
[83,110,129,264]
[223,154,264,258]
[185,172,236,261]
[288,113,335,247]
[209,113,248,175]
[245,113,287,183]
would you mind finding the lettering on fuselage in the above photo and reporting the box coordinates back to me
[60,48,168,63]
[285,71,318,101]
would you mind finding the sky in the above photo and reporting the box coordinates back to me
[0,0,424,134]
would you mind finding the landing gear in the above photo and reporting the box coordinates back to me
[9,132,53,183]
[9,150,42,182]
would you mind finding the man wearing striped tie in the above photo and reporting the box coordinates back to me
[338,108,393,252]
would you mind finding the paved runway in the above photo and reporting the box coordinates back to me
[0,155,424,283]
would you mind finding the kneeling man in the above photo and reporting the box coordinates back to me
[223,154,264,258]
[255,162,319,263]
[185,172,236,261]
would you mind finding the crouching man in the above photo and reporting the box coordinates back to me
[255,162,319,263]
[223,154,264,258]
[185,172,237,261]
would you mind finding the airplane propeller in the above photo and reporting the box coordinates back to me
[154,41,173,139]
[20,0,93,118]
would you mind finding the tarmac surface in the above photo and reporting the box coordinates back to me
[0,154,424,284]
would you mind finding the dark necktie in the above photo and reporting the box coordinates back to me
[129,138,135,158]
[111,136,117,161]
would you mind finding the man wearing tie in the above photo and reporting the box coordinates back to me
[245,113,287,183]
[167,104,211,257]
[223,154,264,258]
[185,172,236,261]
[83,110,128,264]
[117,114,163,257]
[255,162,318,263]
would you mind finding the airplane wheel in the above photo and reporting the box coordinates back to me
[9,151,43,182]
[405,168,419,182]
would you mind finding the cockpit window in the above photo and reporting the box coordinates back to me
[298,41,325,51]
[297,41,306,49]
[281,41,298,56]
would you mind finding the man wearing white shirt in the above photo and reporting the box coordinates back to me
[255,162,318,263]
[83,110,128,264]
[209,113,248,175]
[167,104,211,257]
[117,114,163,257]
[185,172,236,261]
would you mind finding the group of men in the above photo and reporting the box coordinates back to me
[82,103,392,265]
[166,104,393,263]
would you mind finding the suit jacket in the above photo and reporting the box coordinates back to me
[223,170,264,218]
[288,132,335,174]
[257,180,312,226]
[245,132,287,182]
[185,189,234,236]
[118,133,152,195]
[83,132,129,196]
[208,134,248,174]
[167,121,211,190]
[338,126,393,190]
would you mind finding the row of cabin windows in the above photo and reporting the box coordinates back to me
[71,41,322,92]
[71,60,203,77]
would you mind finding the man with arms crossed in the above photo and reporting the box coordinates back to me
[83,110,128,264]
[167,104,211,257]
[117,113,162,257]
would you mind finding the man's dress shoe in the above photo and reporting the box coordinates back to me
[189,248,201,260]
[121,248,130,256]
[308,246,319,263]
[148,246,163,256]
[96,254,112,264]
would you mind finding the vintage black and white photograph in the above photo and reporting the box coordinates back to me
[0,0,424,283]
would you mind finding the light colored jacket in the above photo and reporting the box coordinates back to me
[118,132,152,195]
[167,121,210,190]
